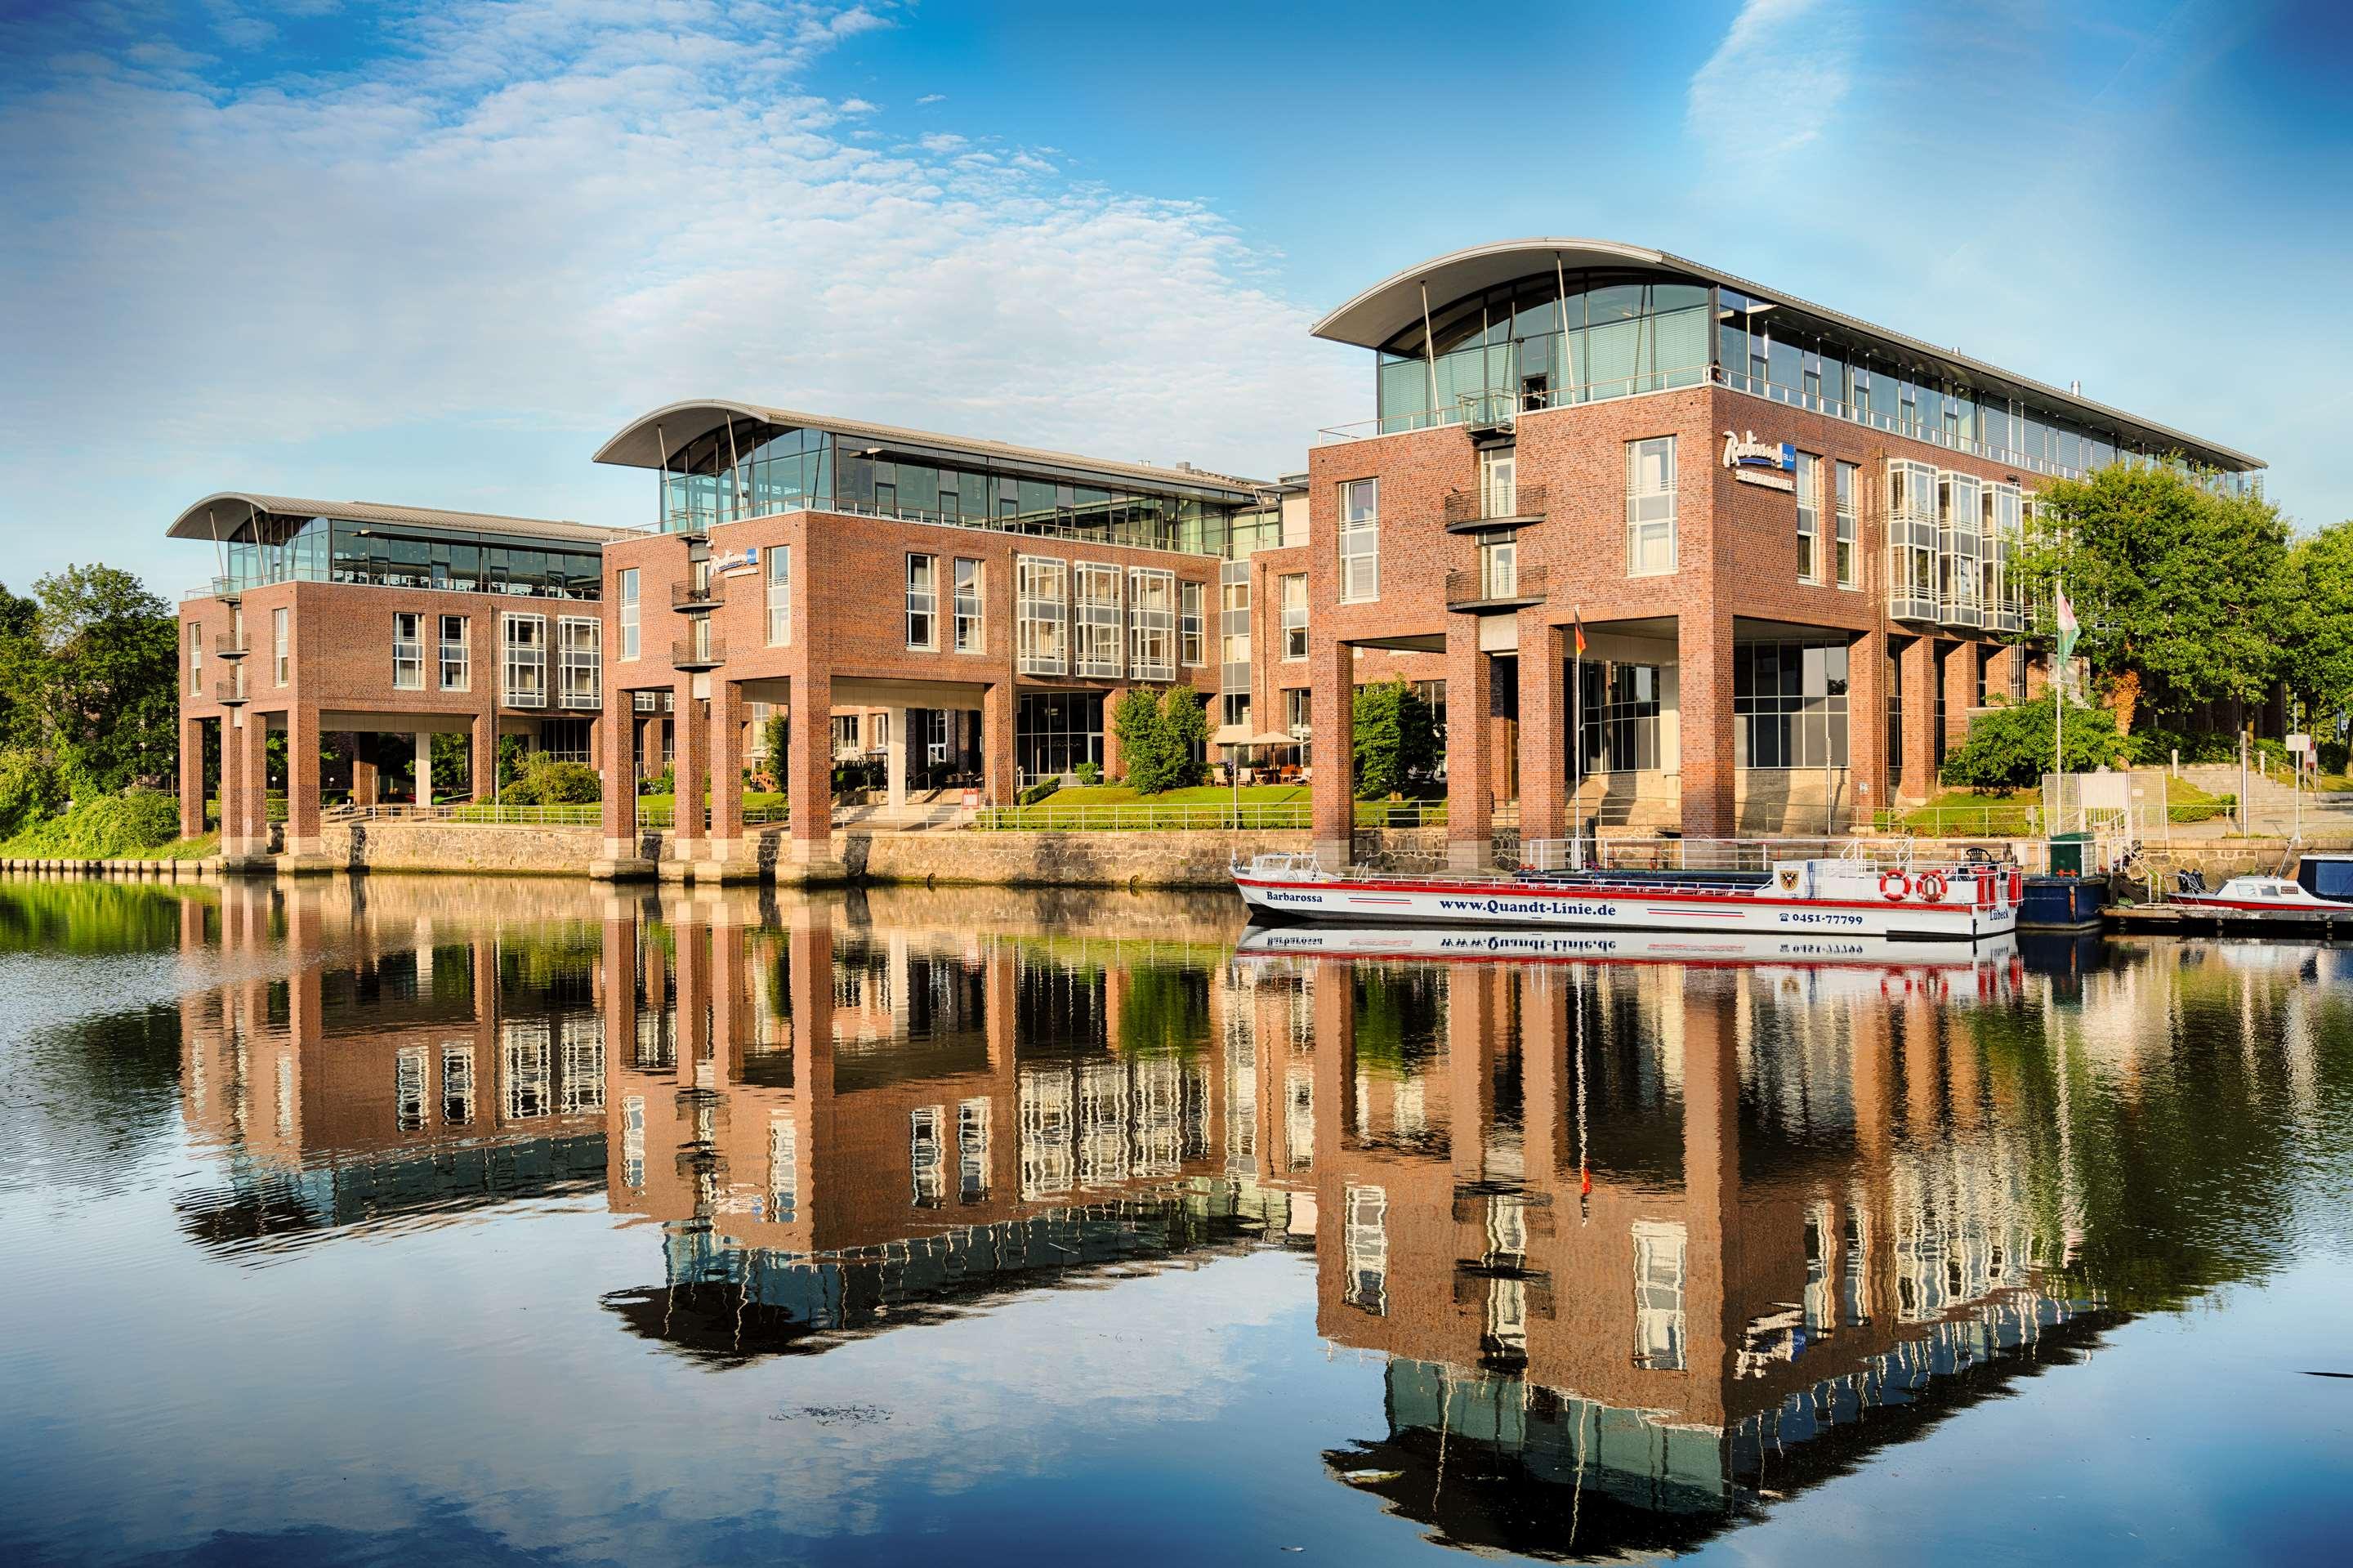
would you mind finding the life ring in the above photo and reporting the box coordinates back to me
[1918,870,1949,901]
[1879,869,1913,901]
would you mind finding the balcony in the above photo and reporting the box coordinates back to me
[672,632,726,672]
[211,680,248,708]
[1445,564,1547,613]
[1987,605,2025,635]
[1939,595,1985,632]
[1444,482,1547,534]
[672,577,724,613]
[211,639,251,661]
[1888,586,1939,623]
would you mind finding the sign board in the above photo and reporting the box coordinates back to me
[2286,733,2311,754]
[713,545,761,576]
[961,788,983,808]
[1720,430,1795,473]
[1734,469,1797,491]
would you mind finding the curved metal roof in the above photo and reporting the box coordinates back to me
[166,493,636,545]
[594,399,1269,499]
[1313,238,2261,471]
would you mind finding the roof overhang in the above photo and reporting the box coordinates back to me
[1314,238,2263,471]
[167,493,276,543]
[165,491,631,545]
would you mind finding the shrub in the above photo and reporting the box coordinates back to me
[1159,687,1209,788]
[0,747,65,840]
[504,758,601,806]
[2,787,181,857]
[1940,695,2128,790]
[1074,760,1102,785]
[1353,679,1435,800]
[640,764,675,797]
[1018,775,1062,806]
[764,714,789,789]
[1113,688,1177,793]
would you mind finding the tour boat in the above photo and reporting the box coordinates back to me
[1235,921,2018,977]
[1231,847,2021,943]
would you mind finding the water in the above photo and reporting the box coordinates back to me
[2,876,2350,1567]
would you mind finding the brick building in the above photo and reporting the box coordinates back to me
[1300,239,2263,865]
[171,494,633,864]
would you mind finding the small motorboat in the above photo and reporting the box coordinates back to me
[2170,864,2353,914]
[1232,842,2020,943]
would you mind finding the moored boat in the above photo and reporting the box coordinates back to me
[1232,843,2020,942]
[2170,855,2353,914]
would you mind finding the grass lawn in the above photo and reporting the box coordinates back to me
[1041,784,1308,806]
[635,791,788,813]
[2,831,220,860]
[1894,789,2039,834]
[990,781,1444,829]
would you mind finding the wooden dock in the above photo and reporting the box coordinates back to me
[2109,902,2353,936]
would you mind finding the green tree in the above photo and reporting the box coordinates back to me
[1940,694,2130,789]
[2286,520,2353,730]
[1352,678,1435,800]
[0,583,42,753]
[2012,466,2292,734]
[763,713,789,789]
[1158,686,1208,789]
[1114,688,1178,793]
[29,565,179,793]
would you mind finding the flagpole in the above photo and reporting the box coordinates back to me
[1572,605,1584,872]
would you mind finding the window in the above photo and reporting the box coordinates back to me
[1127,566,1175,681]
[906,553,939,650]
[1280,573,1309,660]
[832,713,862,758]
[1015,691,1103,783]
[1936,471,1984,628]
[768,1114,797,1222]
[1338,478,1378,601]
[1074,563,1123,677]
[1795,451,1820,583]
[392,612,424,690]
[1016,556,1068,675]
[1219,571,1251,682]
[395,1047,427,1132]
[1633,1221,1688,1370]
[266,606,288,686]
[1834,461,1859,587]
[1626,436,1677,574]
[1180,581,1206,667]
[953,558,982,653]
[1479,532,1518,599]
[958,1098,989,1204]
[1886,641,1906,785]
[766,546,791,646]
[502,613,547,708]
[1221,693,1252,730]
[617,568,639,659]
[503,1023,551,1119]
[1886,459,1940,620]
[557,616,601,709]
[441,1043,475,1126]
[1578,662,1663,773]
[188,623,201,695]
[1284,686,1311,739]
[439,614,469,690]
[1734,640,1851,768]
[1478,446,1516,518]
[1343,1184,1388,1315]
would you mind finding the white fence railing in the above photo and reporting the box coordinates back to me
[1516,836,1918,873]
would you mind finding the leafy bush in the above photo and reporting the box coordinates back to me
[2,788,181,857]
[1159,687,1209,788]
[763,714,789,788]
[1018,775,1061,806]
[1074,760,1102,785]
[640,764,675,797]
[1353,678,1436,800]
[503,758,601,806]
[1113,688,1178,793]
[0,747,65,840]
[1940,696,2128,789]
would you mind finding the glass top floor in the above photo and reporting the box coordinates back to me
[190,514,605,601]
[1354,264,2261,495]
[655,420,1265,558]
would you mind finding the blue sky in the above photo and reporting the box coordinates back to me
[2,0,2347,596]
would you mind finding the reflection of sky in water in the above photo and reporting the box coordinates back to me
[2,879,2350,1566]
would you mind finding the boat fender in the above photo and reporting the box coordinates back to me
[1918,870,1949,902]
[1879,869,1913,901]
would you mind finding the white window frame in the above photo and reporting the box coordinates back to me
[1126,566,1175,681]
[392,611,424,690]
[438,614,469,691]
[766,546,791,646]
[906,553,940,650]
[502,612,547,708]
[395,1046,427,1131]
[1280,573,1309,660]
[1338,478,1379,602]
[272,606,289,686]
[502,1021,551,1120]
[1834,460,1860,589]
[953,557,983,654]
[556,614,601,709]
[1795,450,1821,584]
[1888,459,1941,620]
[1016,556,1069,676]
[911,1104,946,1208]
[617,567,640,660]
[441,1043,475,1126]
[1179,580,1206,667]
[1625,436,1677,576]
[1074,562,1123,678]
[189,623,202,695]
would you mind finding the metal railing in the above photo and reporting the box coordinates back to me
[672,632,726,669]
[672,578,725,610]
[1444,564,1547,607]
[1518,835,1914,873]
[1873,802,2043,838]
[1444,481,1547,529]
[659,495,1228,559]
[972,798,1449,833]
[211,679,249,706]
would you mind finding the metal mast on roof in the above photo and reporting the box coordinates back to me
[1418,282,1440,420]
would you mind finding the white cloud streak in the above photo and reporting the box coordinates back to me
[1686,0,1855,163]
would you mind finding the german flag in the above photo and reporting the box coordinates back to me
[1573,611,1587,659]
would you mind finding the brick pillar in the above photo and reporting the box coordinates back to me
[1101,686,1126,782]
[230,711,270,857]
[217,715,241,851]
[1518,617,1568,845]
[672,915,708,1090]
[600,697,639,863]
[1677,610,1735,838]
[1444,619,1492,869]
[1681,977,1741,1422]
[982,680,1016,807]
[1848,627,1887,831]
[600,902,639,1168]
[1899,636,1936,804]
[350,734,378,807]
[1942,637,1977,768]
[180,715,206,839]
[708,908,745,1089]
[287,706,322,855]
[1309,635,1352,864]
[671,681,707,865]
[707,678,745,864]
[788,666,833,864]
[472,714,497,803]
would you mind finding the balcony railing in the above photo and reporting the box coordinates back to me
[209,638,251,659]
[1986,605,2026,635]
[672,633,726,671]
[1938,593,1985,631]
[672,578,724,612]
[1444,564,1547,611]
[1444,481,1547,532]
[211,680,248,707]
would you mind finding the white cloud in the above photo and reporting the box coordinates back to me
[0,0,1352,556]
[915,92,944,105]
[837,95,877,114]
[1686,0,1854,163]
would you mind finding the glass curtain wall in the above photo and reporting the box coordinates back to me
[218,518,601,599]
[1733,641,1850,769]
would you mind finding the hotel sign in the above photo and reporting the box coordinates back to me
[1721,430,1797,490]
[713,546,761,576]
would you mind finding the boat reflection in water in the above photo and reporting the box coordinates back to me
[160,878,2347,1561]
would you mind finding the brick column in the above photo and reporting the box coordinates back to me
[672,914,708,1090]
[1677,610,1735,838]
[1444,619,1492,869]
[1518,617,1568,846]
[600,696,639,864]
[1680,977,1741,1422]
[1899,636,1936,805]
[180,716,206,839]
[1101,686,1126,782]
[982,680,1016,806]
[286,705,323,855]
[671,681,707,866]
[1942,637,1977,771]
[471,714,497,803]
[350,734,378,807]
[229,710,270,857]
[1308,635,1352,864]
[787,666,833,864]
[707,678,745,866]
[1848,627,1888,830]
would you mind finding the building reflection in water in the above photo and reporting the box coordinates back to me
[163,878,2346,1559]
